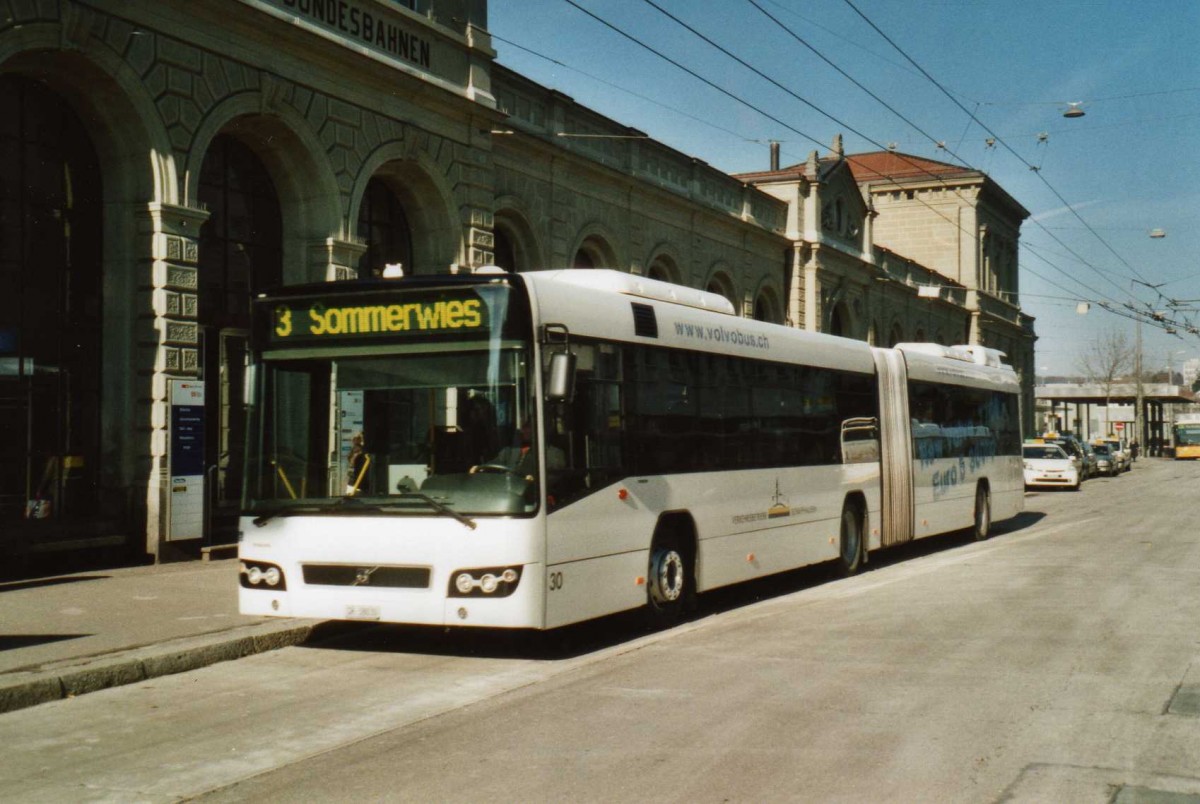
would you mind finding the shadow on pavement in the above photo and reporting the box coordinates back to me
[0,575,110,594]
[0,634,92,651]
[303,517,1043,662]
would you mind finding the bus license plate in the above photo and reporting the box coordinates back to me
[345,604,381,621]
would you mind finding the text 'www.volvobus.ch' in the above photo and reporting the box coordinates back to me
[674,321,770,351]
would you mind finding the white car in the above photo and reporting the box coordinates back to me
[1023,444,1080,491]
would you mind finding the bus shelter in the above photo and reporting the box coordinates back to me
[1035,382,1197,457]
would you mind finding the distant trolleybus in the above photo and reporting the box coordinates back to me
[1173,413,1200,460]
[238,269,1023,629]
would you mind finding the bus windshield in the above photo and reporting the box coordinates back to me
[244,282,539,519]
[1176,424,1200,446]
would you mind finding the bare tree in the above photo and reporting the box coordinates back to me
[1080,329,1135,432]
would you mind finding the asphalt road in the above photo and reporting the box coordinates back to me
[2,458,1199,803]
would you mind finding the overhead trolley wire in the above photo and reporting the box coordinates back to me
[644,0,1156,315]
[741,0,1155,311]
[490,33,763,146]
[551,0,1176,332]
[839,0,1154,287]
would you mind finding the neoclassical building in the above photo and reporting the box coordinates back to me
[736,142,1036,432]
[0,0,1033,565]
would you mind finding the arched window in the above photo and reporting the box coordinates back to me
[753,288,782,324]
[357,177,413,278]
[889,323,904,347]
[198,134,282,323]
[705,272,736,308]
[828,302,849,337]
[647,257,677,283]
[0,76,103,526]
[198,133,283,525]
[573,234,614,270]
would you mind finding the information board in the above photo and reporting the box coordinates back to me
[168,380,206,542]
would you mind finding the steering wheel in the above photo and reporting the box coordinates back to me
[470,463,516,475]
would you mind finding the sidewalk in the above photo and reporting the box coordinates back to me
[0,558,320,714]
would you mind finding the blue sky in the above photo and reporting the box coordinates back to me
[489,0,1200,376]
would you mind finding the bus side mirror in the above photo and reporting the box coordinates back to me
[546,352,576,403]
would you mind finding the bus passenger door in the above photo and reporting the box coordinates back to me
[544,344,647,628]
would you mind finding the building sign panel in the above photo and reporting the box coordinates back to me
[259,0,436,71]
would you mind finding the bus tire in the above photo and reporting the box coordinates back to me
[645,531,693,628]
[839,500,864,576]
[972,483,991,541]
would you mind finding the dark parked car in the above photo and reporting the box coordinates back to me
[1091,443,1118,477]
[1044,434,1090,480]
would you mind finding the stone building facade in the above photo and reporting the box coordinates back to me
[0,0,791,562]
[737,144,1037,432]
[848,150,1037,426]
[0,0,1033,565]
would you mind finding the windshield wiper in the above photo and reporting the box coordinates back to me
[394,492,477,530]
[252,497,380,528]
[252,494,475,530]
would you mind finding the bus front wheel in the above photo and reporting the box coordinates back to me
[972,484,991,541]
[645,534,692,628]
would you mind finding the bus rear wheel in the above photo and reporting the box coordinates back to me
[839,501,864,576]
[972,484,991,541]
[645,534,692,628]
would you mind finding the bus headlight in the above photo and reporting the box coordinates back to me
[241,560,287,591]
[448,566,522,598]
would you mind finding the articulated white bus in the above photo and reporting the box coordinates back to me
[239,269,1022,629]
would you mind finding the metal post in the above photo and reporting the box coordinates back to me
[1135,320,1144,457]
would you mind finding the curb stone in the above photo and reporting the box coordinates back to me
[0,621,319,715]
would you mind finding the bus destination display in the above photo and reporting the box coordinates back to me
[267,290,489,344]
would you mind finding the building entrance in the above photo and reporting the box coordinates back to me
[0,76,103,552]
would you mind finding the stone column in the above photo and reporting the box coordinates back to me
[466,209,495,268]
[312,238,367,281]
[804,248,820,332]
[787,245,805,329]
[139,203,210,561]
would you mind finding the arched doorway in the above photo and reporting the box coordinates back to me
[492,208,541,273]
[197,133,282,540]
[356,177,413,278]
[493,227,517,272]
[0,76,103,532]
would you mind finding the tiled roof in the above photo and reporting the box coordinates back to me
[845,151,980,184]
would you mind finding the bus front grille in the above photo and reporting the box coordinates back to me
[301,564,431,588]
